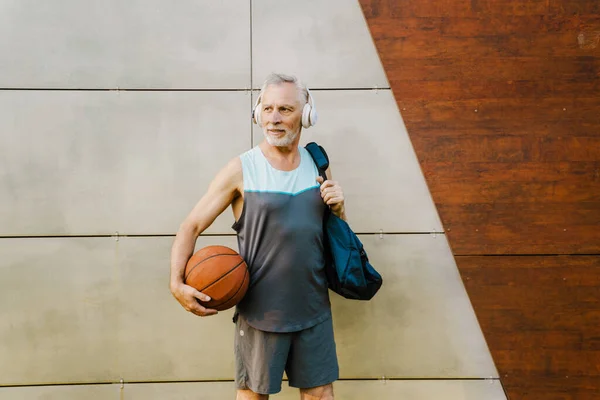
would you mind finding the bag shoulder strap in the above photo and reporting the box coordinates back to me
[305,142,329,181]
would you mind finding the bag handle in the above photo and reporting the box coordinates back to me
[305,142,329,181]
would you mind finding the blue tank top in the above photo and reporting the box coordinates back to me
[232,146,331,332]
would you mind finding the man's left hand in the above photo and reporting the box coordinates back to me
[316,176,346,220]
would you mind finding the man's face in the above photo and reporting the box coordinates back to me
[260,82,304,147]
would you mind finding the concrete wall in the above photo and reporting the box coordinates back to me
[0,1,504,398]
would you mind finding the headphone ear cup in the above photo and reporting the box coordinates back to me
[302,103,312,128]
[255,108,262,127]
[309,107,318,127]
[303,88,317,128]
[253,94,262,127]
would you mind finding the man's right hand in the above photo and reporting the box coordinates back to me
[171,283,218,317]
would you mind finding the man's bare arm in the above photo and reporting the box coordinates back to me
[170,157,242,317]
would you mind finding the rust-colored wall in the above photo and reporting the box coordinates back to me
[359,1,600,399]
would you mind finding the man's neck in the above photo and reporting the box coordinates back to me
[259,140,302,169]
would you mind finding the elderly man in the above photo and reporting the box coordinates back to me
[170,73,346,399]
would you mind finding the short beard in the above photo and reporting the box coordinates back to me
[263,128,300,147]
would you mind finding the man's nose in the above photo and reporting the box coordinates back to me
[270,110,282,123]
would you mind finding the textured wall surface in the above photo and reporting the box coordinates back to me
[0,381,508,400]
[358,0,600,399]
[0,0,251,88]
[1,0,504,398]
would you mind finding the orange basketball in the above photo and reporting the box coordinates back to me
[184,245,249,311]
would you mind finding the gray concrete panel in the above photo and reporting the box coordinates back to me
[0,91,251,236]
[0,234,496,384]
[334,234,497,378]
[123,380,506,399]
[114,236,239,381]
[252,89,442,233]
[0,0,250,89]
[0,384,120,400]
[0,238,119,385]
[252,0,389,89]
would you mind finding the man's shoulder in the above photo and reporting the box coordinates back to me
[238,146,258,161]
[223,155,243,178]
[236,146,263,171]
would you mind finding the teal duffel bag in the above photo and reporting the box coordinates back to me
[306,142,383,300]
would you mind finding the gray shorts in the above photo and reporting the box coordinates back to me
[234,313,339,395]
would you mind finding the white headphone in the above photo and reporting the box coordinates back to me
[252,87,318,129]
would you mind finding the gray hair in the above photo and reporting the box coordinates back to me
[260,73,309,105]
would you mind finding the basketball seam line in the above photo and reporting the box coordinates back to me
[198,259,245,293]
[212,268,249,308]
[184,253,238,281]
